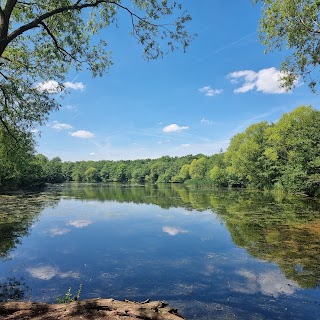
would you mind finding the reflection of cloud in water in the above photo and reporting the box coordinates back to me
[201,263,219,277]
[49,227,70,236]
[67,219,92,228]
[162,226,188,236]
[27,266,57,280]
[59,271,80,279]
[232,269,299,297]
[27,266,80,280]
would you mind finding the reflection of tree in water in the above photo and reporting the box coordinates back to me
[0,277,30,302]
[60,183,320,289]
[5,183,318,290]
[0,193,60,259]
[59,182,196,209]
[208,191,320,289]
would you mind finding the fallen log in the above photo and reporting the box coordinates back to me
[0,298,185,320]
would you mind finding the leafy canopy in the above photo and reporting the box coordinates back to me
[255,0,320,92]
[0,0,193,141]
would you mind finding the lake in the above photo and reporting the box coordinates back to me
[0,183,319,319]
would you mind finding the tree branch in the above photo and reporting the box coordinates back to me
[0,116,17,143]
[39,21,83,63]
[3,1,110,46]
[0,70,9,80]
[0,85,18,143]
[299,17,320,35]
[0,7,5,20]
[4,0,17,17]
[1,0,170,54]
[17,1,37,5]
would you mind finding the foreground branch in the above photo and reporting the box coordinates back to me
[0,0,163,55]
[0,298,185,320]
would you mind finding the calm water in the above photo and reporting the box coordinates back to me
[0,183,319,319]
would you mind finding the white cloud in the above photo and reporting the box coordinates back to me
[52,121,74,130]
[181,144,191,148]
[201,118,213,124]
[36,80,85,93]
[198,86,223,97]
[67,220,92,228]
[228,67,298,94]
[69,130,95,139]
[163,124,189,133]
[162,226,188,236]
[64,81,85,91]
[36,80,62,93]
[65,104,78,111]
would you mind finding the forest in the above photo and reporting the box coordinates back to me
[1,105,319,197]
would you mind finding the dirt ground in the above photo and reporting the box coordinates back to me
[0,298,185,320]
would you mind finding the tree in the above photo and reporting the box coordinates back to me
[44,156,64,183]
[0,1,193,141]
[84,167,100,182]
[61,161,74,181]
[209,165,228,187]
[264,106,320,195]
[255,0,320,92]
[224,122,272,188]
[0,125,33,188]
[113,163,127,182]
[189,157,208,180]
[172,163,190,182]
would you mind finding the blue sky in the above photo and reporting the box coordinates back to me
[35,0,319,161]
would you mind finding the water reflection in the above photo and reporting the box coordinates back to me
[0,277,30,302]
[26,266,80,281]
[60,183,320,289]
[0,183,319,319]
[0,193,60,259]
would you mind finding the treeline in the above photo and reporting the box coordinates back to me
[1,106,319,196]
[24,153,225,185]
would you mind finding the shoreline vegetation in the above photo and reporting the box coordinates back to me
[1,106,319,197]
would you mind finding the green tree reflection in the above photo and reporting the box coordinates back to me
[59,183,320,288]
[1,183,319,289]
[0,193,60,259]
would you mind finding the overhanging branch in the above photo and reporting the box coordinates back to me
[1,0,173,55]
[0,86,18,144]
[39,21,83,63]
[299,17,320,35]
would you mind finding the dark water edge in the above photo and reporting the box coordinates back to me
[0,182,319,319]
